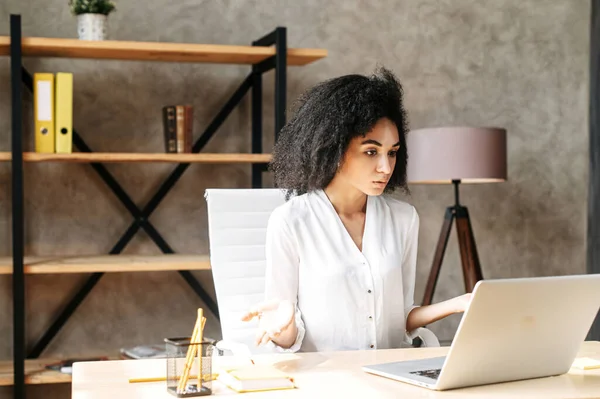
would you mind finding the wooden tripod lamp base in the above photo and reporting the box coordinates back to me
[421,193,484,307]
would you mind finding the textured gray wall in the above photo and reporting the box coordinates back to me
[0,0,590,397]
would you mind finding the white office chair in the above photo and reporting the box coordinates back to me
[204,188,440,354]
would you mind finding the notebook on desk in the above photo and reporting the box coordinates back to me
[362,274,600,391]
[217,364,295,393]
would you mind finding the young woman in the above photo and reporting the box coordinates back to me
[241,67,471,353]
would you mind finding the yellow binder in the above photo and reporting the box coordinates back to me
[34,73,55,153]
[55,72,73,153]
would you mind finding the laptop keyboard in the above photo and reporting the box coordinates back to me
[409,368,441,380]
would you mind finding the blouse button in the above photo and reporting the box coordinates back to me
[367,289,372,293]
[370,344,375,349]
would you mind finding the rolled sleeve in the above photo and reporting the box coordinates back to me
[267,304,306,353]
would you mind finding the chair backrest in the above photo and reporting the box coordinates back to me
[204,188,288,354]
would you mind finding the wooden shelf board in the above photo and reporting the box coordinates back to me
[0,152,272,163]
[0,358,70,385]
[0,355,121,385]
[0,36,327,65]
[0,254,211,274]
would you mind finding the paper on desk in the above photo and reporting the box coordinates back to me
[215,340,252,357]
[571,357,600,370]
[214,356,254,372]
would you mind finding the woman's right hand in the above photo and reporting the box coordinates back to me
[240,299,296,347]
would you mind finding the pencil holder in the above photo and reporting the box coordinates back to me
[165,337,214,397]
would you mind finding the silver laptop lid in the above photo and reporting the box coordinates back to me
[436,273,600,390]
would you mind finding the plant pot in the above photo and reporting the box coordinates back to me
[77,13,108,41]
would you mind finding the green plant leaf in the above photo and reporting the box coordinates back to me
[69,0,116,16]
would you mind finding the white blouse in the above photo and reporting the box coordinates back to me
[264,189,419,353]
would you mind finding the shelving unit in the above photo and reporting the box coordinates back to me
[5,14,326,397]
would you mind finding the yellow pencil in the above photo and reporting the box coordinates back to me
[177,308,204,393]
[198,310,205,387]
[129,373,217,384]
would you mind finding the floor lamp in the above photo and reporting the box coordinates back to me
[406,127,507,306]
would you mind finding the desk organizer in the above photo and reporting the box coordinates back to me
[165,337,214,397]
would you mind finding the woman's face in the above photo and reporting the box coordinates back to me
[338,118,400,196]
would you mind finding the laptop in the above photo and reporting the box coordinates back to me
[362,274,600,391]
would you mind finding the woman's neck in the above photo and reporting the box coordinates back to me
[324,177,367,215]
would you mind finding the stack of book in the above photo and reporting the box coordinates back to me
[163,105,193,153]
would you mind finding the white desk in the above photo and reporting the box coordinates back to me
[72,341,600,398]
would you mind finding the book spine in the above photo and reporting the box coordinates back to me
[184,105,193,153]
[176,105,185,153]
[162,106,177,153]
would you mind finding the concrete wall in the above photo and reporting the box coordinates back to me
[0,0,590,397]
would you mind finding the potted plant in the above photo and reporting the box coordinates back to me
[69,0,116,41]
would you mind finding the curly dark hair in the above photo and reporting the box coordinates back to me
[269,66,410,200]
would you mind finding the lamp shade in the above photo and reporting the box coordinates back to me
[406,126,507,184]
